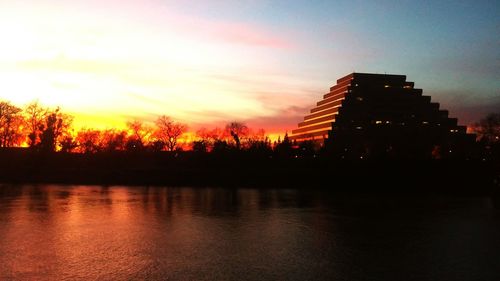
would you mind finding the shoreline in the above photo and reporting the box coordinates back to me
[1,150,498,195]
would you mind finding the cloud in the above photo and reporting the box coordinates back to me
[153,7,293,49]
[202,21,291,49]
[238,105,311,134]
[181,103,311,135]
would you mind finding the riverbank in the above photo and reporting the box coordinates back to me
[0,149,498,194]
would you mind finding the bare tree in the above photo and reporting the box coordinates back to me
[0,101,24,147]
[195,127,225,151]
[126,119,152,148]
[154,115,187,151]
[25,101,46,147]
[225,122,248,149]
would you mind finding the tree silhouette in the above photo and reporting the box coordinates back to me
[0,101,23,147]
[192,140,208,153]
[473,113,500,144]
[225,122,248,150]
[274,132,293,158]
[60,135,78,153]
[126,119,152,149]
[154,115,187,151]
[76,128,102,153]
[101,129,127,152]
[25,101,46,147]
[39,107,73,152]
[196,127,224,151]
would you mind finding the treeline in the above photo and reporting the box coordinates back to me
[0,100,72,151]
[467,113,500,161]
[0,99,289,154]
[0,100,499,190]
[1,99,499,160]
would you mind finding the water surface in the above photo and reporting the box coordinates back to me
[0,185,499,280]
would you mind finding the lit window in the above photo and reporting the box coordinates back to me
[375,120,383,124]
[422,121,429,125]
[403,85,412,89]
[356,97,363,101]
[450,129,458,133]
[355,83,359,87]
[385,121,391,124]
[356,126,363,130]
[384,85,390,88]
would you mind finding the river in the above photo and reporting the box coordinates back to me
[0,185,499,280]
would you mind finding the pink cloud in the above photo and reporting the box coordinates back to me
[41,1,293,49]
[157,10,293,49]
[203,21,291,48]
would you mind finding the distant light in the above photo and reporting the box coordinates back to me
[422,121,428,125]
[355,126,363,130]
[356,97,363,101]
[384,85,390,88]
[385,121,391,124]
[375,120,383,124]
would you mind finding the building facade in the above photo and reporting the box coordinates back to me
[290,73,475,158]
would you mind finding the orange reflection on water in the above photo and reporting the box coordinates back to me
[0,185,333,280]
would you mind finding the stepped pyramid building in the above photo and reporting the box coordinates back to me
[290,73,475,158]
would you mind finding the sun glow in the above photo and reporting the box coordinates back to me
[0,1,311,137]
[1,0,494,138]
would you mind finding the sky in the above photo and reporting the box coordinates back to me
[0,0,498,136]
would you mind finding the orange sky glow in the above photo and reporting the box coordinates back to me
[0,1,498,140]
[0,1,316,139]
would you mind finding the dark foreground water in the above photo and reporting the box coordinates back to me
[0,185,499,281]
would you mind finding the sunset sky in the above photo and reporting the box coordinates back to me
[0,0,498,136]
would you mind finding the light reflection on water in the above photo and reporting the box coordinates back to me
[0,185,499,280]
